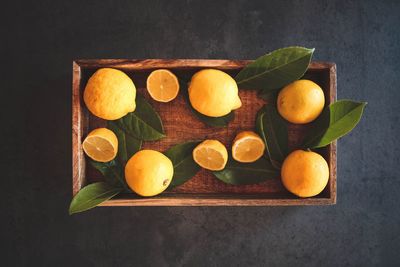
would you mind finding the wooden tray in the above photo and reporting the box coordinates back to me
[72,59,337,206]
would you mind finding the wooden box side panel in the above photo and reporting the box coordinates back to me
[99,195,335,206]
[328,63,337,204]
[72,62,87,196]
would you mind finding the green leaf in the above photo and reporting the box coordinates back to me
[190,106,235,128]
[89,159,128,190]
[107,121,142,164]
[255,110,268,149]
[115,95,165,141]
[235,46,314,92]
[302,106,331,148]
[165,141,201,189]
[255,104,288,168]
[213,157,280,185]
[69,182,121,215]
[303,100,367,148]
[180,79,235,127]
[258,89,279,101]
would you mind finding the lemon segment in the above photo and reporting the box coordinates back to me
[281,150,329,197]
[125,150,173,197]
[277,79,325,124]
[84,68,136,120]
[232,131,265,163]
[146,69,180,102]
[192,140,228,171]
[188,69,242,117]
[82,128,118,162]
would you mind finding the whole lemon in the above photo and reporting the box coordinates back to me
[188,69,242,117]
[281,150,329,198]
[125,150,173,197]
[84,68,136,120]
[277,79,325,124]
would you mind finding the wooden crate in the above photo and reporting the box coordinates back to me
[72,59,337,206]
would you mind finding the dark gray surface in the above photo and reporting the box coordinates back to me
[2,0,399,266]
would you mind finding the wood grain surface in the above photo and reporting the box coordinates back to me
[72,59,337,206]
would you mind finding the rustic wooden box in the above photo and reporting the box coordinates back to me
[72,59,336,206]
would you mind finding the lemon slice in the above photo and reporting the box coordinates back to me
[192,140,228,171]
[146,69,180,102]
[82,128,118,162]
[232,131,265,163]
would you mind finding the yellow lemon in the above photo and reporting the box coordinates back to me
[188,69,242,117]
[82,128,118,162]
[84,68,136,120]
[125,150,173,197]
[277,79,325,124]
[193,140,228,171]
[146,69,180,102]
[232,131,265,163]
[281,150,329,197]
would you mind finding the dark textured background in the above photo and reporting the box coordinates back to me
[2,0,400,266]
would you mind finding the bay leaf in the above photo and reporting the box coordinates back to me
[255,104,288,168]
[165,141,201,189]
[89,159,129,191]
[213,157,280,185]
[189,106,235,128]
[69,182,121,215]
[303,100,367,148]
[108,121,142,164]
[255,109,268,149]
[235,46,314,92]
[180,79,235,127]
[115,95,165,141]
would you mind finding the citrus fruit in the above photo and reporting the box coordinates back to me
[232,131,265,163]
[188,69,242,117]
[281,150,329,197]
[84,68,136,120]
[277,79,325,124]
[125,150,173,197]
[82,128,118,162]
[192,140,228,171]
[146,69,180,102]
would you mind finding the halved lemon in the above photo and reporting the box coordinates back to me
[232,131,265,163]
[146,69,180,102]
[193,140,228,171]
[82,128,118,162]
